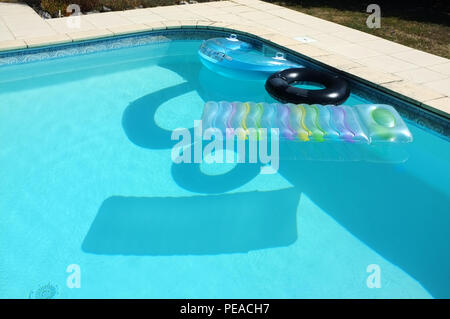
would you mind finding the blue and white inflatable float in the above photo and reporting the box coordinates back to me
[198,34,301,80]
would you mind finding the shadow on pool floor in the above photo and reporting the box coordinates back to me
[82,188,300,255]
[88,59,450,298]
[276,159,450,299]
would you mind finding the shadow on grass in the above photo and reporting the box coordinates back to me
[266,0,450,26]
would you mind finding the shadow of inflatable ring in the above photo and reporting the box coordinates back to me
[122,82,195,150]
[171,156,262,194]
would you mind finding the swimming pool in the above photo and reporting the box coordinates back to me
[0,29,449,299]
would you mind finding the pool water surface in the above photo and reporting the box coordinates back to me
[0,33,449,299]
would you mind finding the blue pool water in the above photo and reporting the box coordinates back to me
[0,32,449,299]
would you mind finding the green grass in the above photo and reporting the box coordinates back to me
[265,1,450,59]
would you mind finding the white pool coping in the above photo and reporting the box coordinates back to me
[0,0,449,117]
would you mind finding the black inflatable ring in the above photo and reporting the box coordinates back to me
[265,68,350,105]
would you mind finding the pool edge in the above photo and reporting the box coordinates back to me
[1,25,448,120]
[0,25,449,139]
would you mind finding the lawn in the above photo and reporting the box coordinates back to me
[264,0,450,59]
